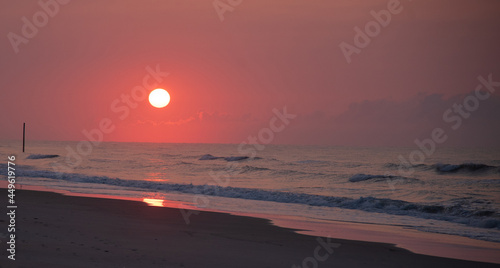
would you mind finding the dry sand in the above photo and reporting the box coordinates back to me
[1,189,499,268]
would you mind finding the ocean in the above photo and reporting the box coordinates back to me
[1,140,500,243]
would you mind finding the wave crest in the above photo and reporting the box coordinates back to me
[349,173,417,183]
[384,162,499,175]
[26,154,59,159]
[435,163,497,173]
[199,154,258,162]
[7,166,499,231]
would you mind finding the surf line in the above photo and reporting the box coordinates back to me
[396,73,498,177]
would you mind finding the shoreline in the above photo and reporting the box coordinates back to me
[1,187,499,267]
[3,182,500,263]
[268,215,500,264]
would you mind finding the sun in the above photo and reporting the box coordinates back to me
[149,88,170,108]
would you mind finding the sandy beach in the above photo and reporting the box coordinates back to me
[1,188,498,268]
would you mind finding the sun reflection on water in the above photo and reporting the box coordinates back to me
[143,198,165,207]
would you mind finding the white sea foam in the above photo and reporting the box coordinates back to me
[4,164,498,232]
[2,142,499,244]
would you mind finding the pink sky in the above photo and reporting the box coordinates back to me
[1,0,499,146]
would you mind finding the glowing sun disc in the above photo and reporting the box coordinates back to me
[149,88,170,108]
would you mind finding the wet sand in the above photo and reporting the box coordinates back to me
[1,189,499,268]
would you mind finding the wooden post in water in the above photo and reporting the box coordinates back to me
[23,122,25,153]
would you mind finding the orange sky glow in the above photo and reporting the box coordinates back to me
[1,0,499,146]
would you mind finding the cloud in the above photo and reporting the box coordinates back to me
[287,92,500,147]
[197,111,254,123]
[137,117,196,126]
[136,111,254,127]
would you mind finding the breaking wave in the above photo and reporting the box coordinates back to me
[199,154,224,160]
[349,174,418,183]
[434,163,497,173]
[26,154,60,159]
[199,154,261,162]
[239,165,270,173]
[384,162,499,175]
[295,160,329,165]
[5,165,499,232]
